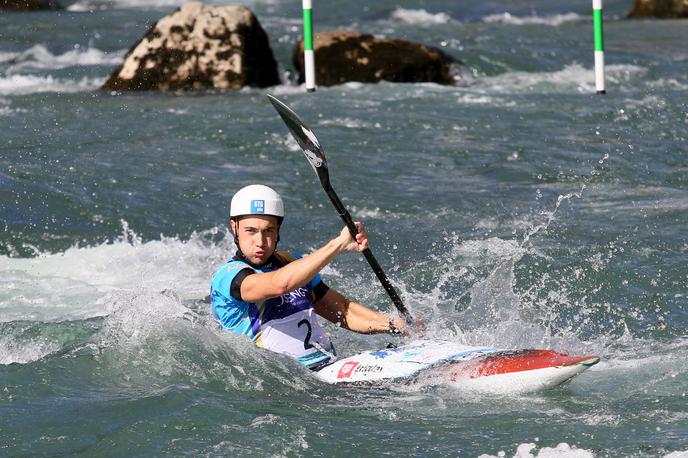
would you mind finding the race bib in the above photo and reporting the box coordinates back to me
[257,308,333,361]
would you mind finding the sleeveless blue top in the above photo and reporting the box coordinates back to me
[210,251,335,369]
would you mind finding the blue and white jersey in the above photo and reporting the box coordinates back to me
[210,251,334,369]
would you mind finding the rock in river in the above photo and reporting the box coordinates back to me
[293,30,464,87]
[0,0,61,10]
[628,0,688,18]
[103,2,279,91]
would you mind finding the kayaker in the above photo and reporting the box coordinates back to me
[210,184,408,370]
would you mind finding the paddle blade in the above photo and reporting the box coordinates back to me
[267,94,329,181]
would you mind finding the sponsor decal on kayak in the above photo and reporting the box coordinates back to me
[354,364,383,374]
[337,361,359,379]
[336,362,385,379]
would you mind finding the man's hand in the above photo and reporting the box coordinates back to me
[336,222,369,253]
[389,317,426,337]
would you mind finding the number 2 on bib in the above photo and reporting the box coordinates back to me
[297,319,314,349]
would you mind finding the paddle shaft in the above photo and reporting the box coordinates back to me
[265,94,413,325]
[321,180,414,324]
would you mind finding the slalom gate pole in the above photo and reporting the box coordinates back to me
[593,0,605,94]
[302,0,316,92]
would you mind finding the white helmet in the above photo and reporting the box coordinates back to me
[230,184,284,219]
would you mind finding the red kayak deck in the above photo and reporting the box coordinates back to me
[447,349,599,380]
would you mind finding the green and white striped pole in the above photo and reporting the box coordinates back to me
[593,0,605,94]
[302,0,315,92]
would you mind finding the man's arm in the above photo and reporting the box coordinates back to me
[314,288,407,334]
[239,223,369,303]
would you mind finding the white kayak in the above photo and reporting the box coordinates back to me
[314,340,599,393]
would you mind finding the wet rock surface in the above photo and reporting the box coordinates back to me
[103,2,279,91]
[629,0,688,18]
[0,0,61,11]
[293,30,464,87]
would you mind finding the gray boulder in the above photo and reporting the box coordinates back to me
[293,30,464,87]
[0,0,61,10]
[103,2,279,91]
[629,0,688,17]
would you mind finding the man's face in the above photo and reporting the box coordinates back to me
[231,215,279,265]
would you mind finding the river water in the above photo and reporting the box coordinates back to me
[1,0,687,456]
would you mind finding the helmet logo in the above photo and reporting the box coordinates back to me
[250,199,265,214]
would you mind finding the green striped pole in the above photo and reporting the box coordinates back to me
[303,0,315,92]
[593,0,605,94]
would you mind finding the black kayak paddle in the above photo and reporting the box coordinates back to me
[267,94,413,325]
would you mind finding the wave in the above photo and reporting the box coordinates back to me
[0,287,311,397]
[0,44,122,96]
[482,12,583,26]
[0,222,229,324]
[385,9,582,27]
[468,64,647,95]
[319,117,379,129]
[0,318,100,364]
[67,0,185,11]
[66,0,279,11]
[0,44,124,73]
[0,104,28,116]
[646,77,688,91]
[579,186,688,214]
[0,329,61,365]
[0,74,105,96]
[479,442,594,458]
[0,211,679,374]
[389,8,453,26]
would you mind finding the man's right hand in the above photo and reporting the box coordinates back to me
[390,317,426,337]
[336,222,369,253]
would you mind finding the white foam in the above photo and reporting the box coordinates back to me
[0,334,60,365]
[348,206,387,219]
[269,83,316,96]
[0,105,28,116]
[66,1,106,11]
[0,51,18,62]
[68,0,184,10]
[0,74,105,96]
[478,442,594,458]
[646,77,688,91]
[389,8,453,25]
[472,64,646,95]
[0,223,230,323]
[456,94,498,105]
[601,340,688,372]
[99,290,198,348]
[664,452,688,458]
[319,117,372,129]
[453,237,525,267]
[2,44,124,73]
[482,12,583,26]
[68,0,285,12]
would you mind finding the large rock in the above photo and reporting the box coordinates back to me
[103,2,279,91]
[293,30,463,87]
[0,0,61,10]
[629,0,688,17]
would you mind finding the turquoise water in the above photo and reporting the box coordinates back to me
[1,1,687,456]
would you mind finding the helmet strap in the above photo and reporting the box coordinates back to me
[230,218,240,246]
